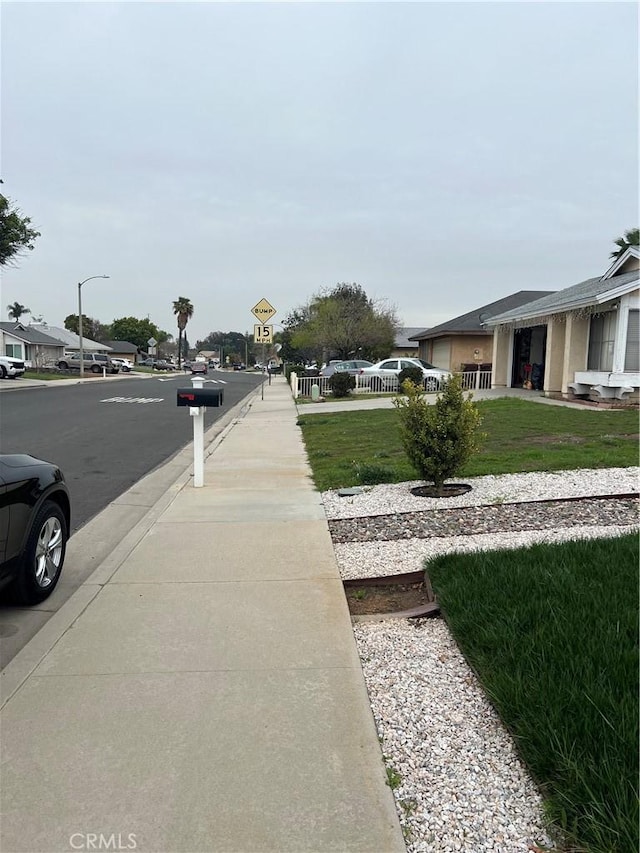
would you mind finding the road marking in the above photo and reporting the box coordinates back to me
[101,396,164,403]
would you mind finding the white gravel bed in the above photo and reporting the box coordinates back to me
[335,524,639,579]
[322,466,640,519]
[354,620,555,853]
[323,467,639,851]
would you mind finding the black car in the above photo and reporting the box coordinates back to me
[0,454,71,604]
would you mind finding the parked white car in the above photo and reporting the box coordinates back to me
[0,355,26,379]
[360,358,452,392]
[110,358,133,372]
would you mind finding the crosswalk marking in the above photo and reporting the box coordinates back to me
[101,396,164,404]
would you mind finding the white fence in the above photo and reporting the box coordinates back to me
[290,369,492,398]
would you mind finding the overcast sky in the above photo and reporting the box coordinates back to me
[2,1,638,346]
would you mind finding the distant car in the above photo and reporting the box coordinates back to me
[57,353,119,374]
[138,357,156,367]
[333,359,374,376]
[233,362,246,371]
[360,358,452,392]
[153,360,176,371]
[0,454,71,604]
[0,356,26,379]
[191,361,208,375]
[110,358,133,372]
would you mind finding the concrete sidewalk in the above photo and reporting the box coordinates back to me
[0,377,405,853]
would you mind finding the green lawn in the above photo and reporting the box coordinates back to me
[428,534,639,853]
[298,399,640,491]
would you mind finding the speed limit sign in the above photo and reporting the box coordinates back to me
[254,324,273,343]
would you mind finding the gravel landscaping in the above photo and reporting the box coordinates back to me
[321,467,639,852]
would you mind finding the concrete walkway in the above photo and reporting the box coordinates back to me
[0,377,405,853]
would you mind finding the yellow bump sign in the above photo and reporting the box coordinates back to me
[251,298,276,322]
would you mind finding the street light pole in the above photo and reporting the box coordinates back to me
[78,275,109,378]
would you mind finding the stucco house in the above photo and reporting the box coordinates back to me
[485,246,639,403]
[29,324,112,355]
[0,322,66,368]
[391,328,423,359]
[101,340,140,362]
[409,292,553,373]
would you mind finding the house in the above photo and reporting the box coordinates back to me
[0,322,66,368]
[391,328,424,359]
[28,324,112,355]
[485,246,639,402]
[409,292,553,372]
[101,340,140,363]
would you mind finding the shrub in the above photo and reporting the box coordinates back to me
[397,365,424,389]
[393,375,484,493]
[329,372,355,398]
[285,363,306,382]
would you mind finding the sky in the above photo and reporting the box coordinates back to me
[2,1,638,347]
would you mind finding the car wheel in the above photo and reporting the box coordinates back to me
[425,377,438,392]
[11,500,67,604]
[91,364,101,374]
[57,361,68,370]
[0,366,6,379]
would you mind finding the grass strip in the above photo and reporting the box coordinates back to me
[427,533,639,853]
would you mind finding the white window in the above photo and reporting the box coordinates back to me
[624,309,639,372]
[587,312,616,371]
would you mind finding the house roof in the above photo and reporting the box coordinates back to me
[0,322,67,346]
[28,324,111,351]
[485,268,639,326]
[394,327,424,347]
[409,291,554,340]
[102,340,139,354]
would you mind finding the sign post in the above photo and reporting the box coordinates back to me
[251,299,277,401]
[190,375,205,487]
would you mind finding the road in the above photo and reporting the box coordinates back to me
[0,370,263,531]
[0,369,264,667]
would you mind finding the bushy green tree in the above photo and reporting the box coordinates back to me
[110,316,168,350]
[393,374,484,494]
[290,283,398,362]
[0,185,40,267]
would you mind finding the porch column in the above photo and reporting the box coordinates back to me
[543,317,566,395]
[491,327,511,388]
[562,314,590,394]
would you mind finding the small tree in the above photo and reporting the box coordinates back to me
[393,375,483,495]
[329,372,355,398]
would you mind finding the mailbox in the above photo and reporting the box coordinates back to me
[177,387,224,407]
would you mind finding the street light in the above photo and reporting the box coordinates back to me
[78,275,109,379]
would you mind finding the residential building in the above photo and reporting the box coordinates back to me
[0,322,66,368]
[485,246,639,402]
[409,292,553,373]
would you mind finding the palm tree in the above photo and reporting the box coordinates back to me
[172,297,194,368]
[610,228,639,259]
[7,301,30,321]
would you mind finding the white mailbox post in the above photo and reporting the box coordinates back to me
[190,375,206,488]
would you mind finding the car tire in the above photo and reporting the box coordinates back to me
[90,364,100,374]
[57,361,68,370]
[425,377,438,392]
[11,500,67,605]
[0,366,6,379]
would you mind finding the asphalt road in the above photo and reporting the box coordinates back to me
[0,369,267,667]
[0,370,263,532]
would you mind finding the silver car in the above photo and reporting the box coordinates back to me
[360,358,451,392]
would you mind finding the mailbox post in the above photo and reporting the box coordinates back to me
[177,378,224,488]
